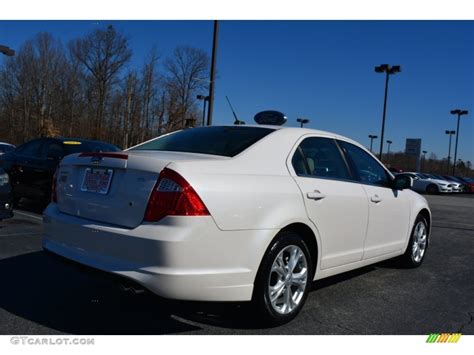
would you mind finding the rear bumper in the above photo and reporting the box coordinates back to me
[42,204,276,302]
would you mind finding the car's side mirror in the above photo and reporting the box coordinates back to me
[393,175,413,190]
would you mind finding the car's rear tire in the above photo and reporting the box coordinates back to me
[399,215,429,268]
[252,231,313,326]
[426,184,439,194]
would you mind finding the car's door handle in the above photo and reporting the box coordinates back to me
[370,194,382,203]
[307,191,326,200]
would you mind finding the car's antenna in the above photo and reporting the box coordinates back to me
[226,96,245,125]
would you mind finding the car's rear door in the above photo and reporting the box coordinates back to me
[338,140,411,259]
[288,136,369,269]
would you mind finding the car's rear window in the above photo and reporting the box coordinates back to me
[63,141,121,156]
[130,126,275,157]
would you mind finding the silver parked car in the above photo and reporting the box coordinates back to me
[397,172,453,194]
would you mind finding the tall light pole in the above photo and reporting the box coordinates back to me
[374,64,401,160]
[450,109,468,175]
[0,44,15,57]
[445,130,456,174]
[206,20,219,126]
[196,95,209,126]
[422,150,428,171]
[386,140,392,162]
[297,118,309,128]
[368,134,378,153]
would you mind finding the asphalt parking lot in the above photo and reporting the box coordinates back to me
[0,194,473,335]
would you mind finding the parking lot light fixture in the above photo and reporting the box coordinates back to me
[445,130,456,174]
[368,134,378,153]
[206,20,219,126]
[450,109,469,175]
[296,118,310,128]
[374,64,401,160]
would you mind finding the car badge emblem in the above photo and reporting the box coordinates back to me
[90,155,103,165]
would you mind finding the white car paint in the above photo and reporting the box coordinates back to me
[43,125,431,303]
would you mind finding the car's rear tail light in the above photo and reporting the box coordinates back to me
[144,168,210,222]
[51,168,58,203]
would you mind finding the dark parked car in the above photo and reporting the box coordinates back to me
[0,168,13,220]
[0,137,121,206]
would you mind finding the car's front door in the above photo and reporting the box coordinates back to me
[338,141,411,260]
[10,139,45,198]
[289,136,369,270]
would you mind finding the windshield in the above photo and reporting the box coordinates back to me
[130,126,275,157]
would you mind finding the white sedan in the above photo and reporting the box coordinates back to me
[43,125,431,324]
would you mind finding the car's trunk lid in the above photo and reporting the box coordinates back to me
[56,150,227,228]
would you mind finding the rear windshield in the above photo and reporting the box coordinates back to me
[130,126,275,157]
[63,141,121,156]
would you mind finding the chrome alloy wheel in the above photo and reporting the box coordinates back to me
[412,221,427,263]
[268,245,308,314]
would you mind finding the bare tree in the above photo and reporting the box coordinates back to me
[69,25,131,138]
[140,48,159,142]
[0,30,222,152]
[164,46,210,128]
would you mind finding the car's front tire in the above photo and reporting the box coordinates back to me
[252,231,313,326]
[399,215,429,268]
[426,184,439,194]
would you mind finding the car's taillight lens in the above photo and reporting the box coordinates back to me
[144,168,210,222]
[51,168,58,203]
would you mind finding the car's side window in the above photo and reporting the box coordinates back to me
[292,137,351,180]
[16,139,43,158]
[338,141,391,187]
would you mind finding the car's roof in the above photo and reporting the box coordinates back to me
[0,142,15,147]
[218,124,363,147]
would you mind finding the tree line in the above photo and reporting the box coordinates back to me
[0,25,210,149]
[383,151,473,177]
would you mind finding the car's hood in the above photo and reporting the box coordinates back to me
[427,179,453,185]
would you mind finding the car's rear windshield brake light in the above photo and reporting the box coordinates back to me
[79,152,128,160]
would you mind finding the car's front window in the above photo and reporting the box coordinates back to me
[338,141,390,187]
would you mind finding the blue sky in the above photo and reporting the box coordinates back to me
[1,20,473,161]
